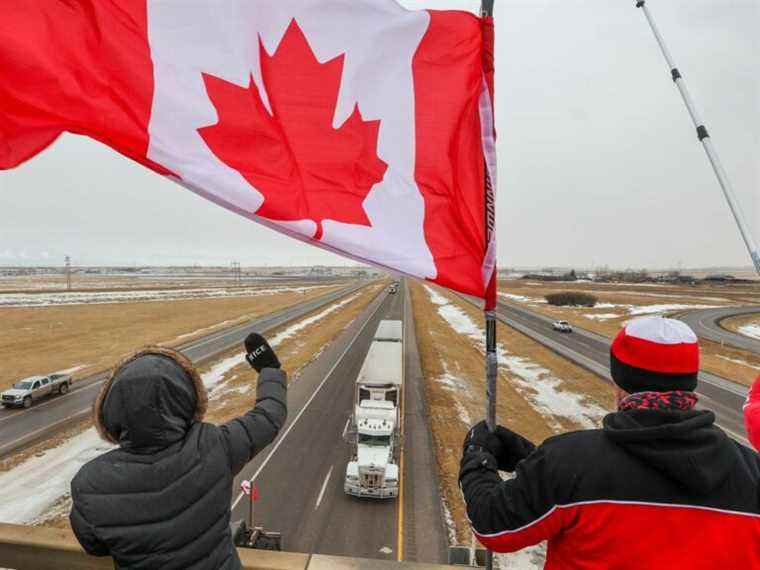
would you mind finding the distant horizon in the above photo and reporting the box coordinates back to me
[1,262,757,273]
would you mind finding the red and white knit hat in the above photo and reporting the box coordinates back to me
[610,317,699,394]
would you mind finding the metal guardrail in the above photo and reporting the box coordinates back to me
[0,523,458,570]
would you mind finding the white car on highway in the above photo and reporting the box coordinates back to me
[552,320,573,333]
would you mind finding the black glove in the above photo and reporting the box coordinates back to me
[464,420,536,472]
[244,333,280,372]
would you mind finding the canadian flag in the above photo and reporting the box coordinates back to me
[0,1,497,302]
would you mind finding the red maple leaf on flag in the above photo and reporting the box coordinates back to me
[198,19,388,241]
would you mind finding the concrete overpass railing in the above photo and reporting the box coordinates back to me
[0,523,458,570]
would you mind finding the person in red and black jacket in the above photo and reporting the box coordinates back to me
[460,316,760,569]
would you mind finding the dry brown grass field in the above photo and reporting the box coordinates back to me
[0,284,345,391]
[410,281,614,546]
[499,279,760,386]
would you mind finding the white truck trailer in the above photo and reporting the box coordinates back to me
[345,320,403,499]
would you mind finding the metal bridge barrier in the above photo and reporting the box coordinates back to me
[0,523,458,570]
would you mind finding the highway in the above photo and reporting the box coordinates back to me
[0,282,371,458]
[677,305,760,354]
[478,299,750,446]
[230,279,447,563]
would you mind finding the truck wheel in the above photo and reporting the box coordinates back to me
[23,397,32,409]
[59,383,69,395]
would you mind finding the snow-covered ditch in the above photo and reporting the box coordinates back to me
[0,293,361,525]
[425,287,607,432]
[0,284,333,307]
[498,292,546,304]
[739,324,760,340]
[579,303,719,321]
[0,428,114,525]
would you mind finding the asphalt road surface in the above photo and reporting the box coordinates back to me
[0,282,370,457]
[485,300,750,446]
[230,279,447,563]
[677,305,760,355]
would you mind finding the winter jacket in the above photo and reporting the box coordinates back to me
[70,348,287,570]
[460,409,760,569]
[745,376,760,451]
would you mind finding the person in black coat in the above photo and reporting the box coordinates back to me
[70,333,286,570]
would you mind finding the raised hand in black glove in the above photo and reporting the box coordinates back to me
[244,333,281,372]
[464,420,536,472]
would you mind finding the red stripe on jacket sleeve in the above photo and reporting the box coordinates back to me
[472,506,568,553]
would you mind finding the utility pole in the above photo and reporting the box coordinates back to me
[231,261,241,287]
[65,256,72,291]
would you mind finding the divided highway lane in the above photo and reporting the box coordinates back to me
[485,300,750,445]
[0,282,371,457]
[677,305,760,355]
[230,279,446,563]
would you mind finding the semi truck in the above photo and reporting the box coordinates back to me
[345,320,403,499]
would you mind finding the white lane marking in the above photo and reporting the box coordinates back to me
[315,466,334,510]
[231,292,387,510]
[342,417,350,439]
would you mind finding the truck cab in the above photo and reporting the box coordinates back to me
[345,400,399,499]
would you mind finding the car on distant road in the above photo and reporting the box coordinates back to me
[1,373,72,409]
[388,284,398,294]
[552,320,573,333]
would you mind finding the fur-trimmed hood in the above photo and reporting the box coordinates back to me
[93,347,208,451]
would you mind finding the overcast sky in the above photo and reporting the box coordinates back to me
[0,0,757,269]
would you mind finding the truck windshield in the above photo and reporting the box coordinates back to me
[13,380,34,390]
[358,434,390,447]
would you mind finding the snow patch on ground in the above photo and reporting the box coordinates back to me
[440,498,459,546]
[0,285,333,307]
[500,354,607,431]
[454,400,472,426]
[496,544,547,569]
[627,303,717,316]
[583,313,622,321]
[0,428,114,524]
[739,324,760,340]
[203,352,246,394]
[499,293,545,304]
[53,364,87,375]
[425,286,608,431]
[574,302,717,318]
[269,293,359,347]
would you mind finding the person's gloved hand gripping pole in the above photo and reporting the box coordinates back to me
[462,420,536,472]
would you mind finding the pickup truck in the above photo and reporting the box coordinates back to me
[1,374,72,409]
